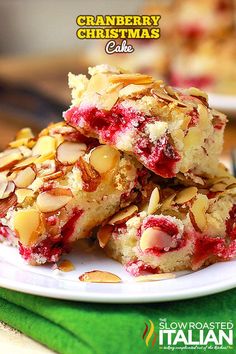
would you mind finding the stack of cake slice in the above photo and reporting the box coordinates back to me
[0,64,235,275]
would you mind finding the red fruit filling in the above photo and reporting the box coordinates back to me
[178,25,205,39]
[139,216,186,255]
[212,115,226,130]
[188,108,199,128]
[125,260,159,276]
[19,209,83,263]
[0,225,13,240]
[64,104,180,177]
[226,205,236,240]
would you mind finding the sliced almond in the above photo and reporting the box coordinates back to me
[9,138,31,148]
[152,89,188,107]
[14,156,39,169]
[0,181,15,199]
[97,224,113,248]
[140,227,173,252]
[15,128,34,140]
[14,166,36,188]
[109,73,153,85]
[79,270,121,283]
[160,193,176,212]
[13,209,43,246]
[56,141,87,165]
[197,104,209,130]
[99,89,120,111]
[0,193,17,217]
[42,171,63,182]
[36,188,73,213]
[147,187,160,215]
[210,183,227,192]
[0,150,23,171]
[37,160,56,177]
[32,136,56,156]
[15,188,34,204]
[119,84,151,98]
[77,157,101,192]
[57,260,75,272]
[135,273,175,282]
[186,87,208,100]
[109,205,138,225]
[90,145,120,174]
[190,194,209,232]
[175,187,198,204]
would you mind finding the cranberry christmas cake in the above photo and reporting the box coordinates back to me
[101,166,236,274]
[0,122,145,264]
[64,65,226,179]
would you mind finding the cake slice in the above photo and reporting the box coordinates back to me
[0,122,146,264]
[100,166,236,275]
[64,65,226,178]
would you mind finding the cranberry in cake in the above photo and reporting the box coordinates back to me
[101,167,236,275]
[64,65,226,179]
[0,122,146,264]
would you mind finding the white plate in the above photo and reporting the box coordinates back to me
[0,243,235,303]
[208,93,236,115]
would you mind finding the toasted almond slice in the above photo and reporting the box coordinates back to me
[32,136,56,156]
[109,73,153,85]
[0,181,15,200]
[140,227,173,252]
[57,260,75,272]
[197,104,209,130]
[99,90,120,110]
[164,85,180,99]
[226,183,236,190]
[42,171,63,182]
[56,142,87,165]
[13,209,43,246]
[135,273,175,282]
[15,128,34,140]
[147,187,160,215]
[14,166,36,188]
[36,188,73,213]
[186,87,208,100]
[210,183,227,192]
[175,187,198,204]
[108,205,138,225]
[97,224,113,248]
[79,270,121,283]
[90,145,120,174]
[87,73,111,94]
[14,156,39,169]
[160,193,176,212]
[190,194,209,232]
[15,188,34,204]
[0,193,17,217]
[0,150,23,171]
[119,84,151,98]
[152,89,188,107]
[9,138,31,148]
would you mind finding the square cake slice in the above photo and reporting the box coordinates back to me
[100,166,236,275]
[0,122,147,264]
[64,64,226,178]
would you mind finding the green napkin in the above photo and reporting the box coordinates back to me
[0,287,235,354]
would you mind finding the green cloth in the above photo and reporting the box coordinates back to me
[0,287,235,354]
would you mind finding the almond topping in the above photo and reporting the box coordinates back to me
[0,181,15,200]
[42,171,63,182]
[14,209,43,246]
[57,260,75,272]
[152,89,188,107]
[119,84,151,98]
[32,136,56,156]
[109,205,138,225]
[90,145,120,174]
[147,187,160,215]
[36,188,73,213]
[109,73,153,85]
[56,141,87,165]
[210,183,227,192]
[14,156,39,169]
[79,270,121,283]
[15,128,34,140]
[77,157,101,192]
[160,193,176,212]
[14,166,36,188]
[0,150,23,171]
[0,193,17,218]
[135,273,175,282]
[97,224,113,248]
[186,87,208,100]
[140,227,173,252]
[15,188,34,204]
[190,194,209,232]
[175,187,198,204]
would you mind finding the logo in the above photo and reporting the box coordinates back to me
[142,319,234,351]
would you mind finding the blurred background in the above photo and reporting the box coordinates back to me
[0,0,235,162]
